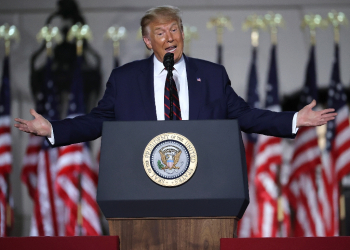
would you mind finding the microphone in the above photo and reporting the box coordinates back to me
[163,52,174,70]
[163,53,174,120]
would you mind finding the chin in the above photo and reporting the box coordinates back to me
[174,53,183,63]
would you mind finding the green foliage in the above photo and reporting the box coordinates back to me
[157,160,164,170]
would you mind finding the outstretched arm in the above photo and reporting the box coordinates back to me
[14,109,52,137]
[297,100,337,128]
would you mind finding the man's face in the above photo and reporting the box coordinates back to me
[143,19,184,64]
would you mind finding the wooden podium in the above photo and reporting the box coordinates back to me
[108,217,238,250]
[97,120,248,250]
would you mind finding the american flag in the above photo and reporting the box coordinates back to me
[254,45,287,237]
[56,55,101,236]
[238,47,260,237]
[286,45,325,237]
[0,55,14,237]
[325,44,350,180]
[321,43,350,236]
[21,56,65,236]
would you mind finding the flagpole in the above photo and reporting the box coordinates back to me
[263,13,285,237]
[4,39,10,57]
[207,15,233,65]
[327,10,348,236]
[67,23,93,235]
[3,34,11,237]
[77,37,83,236]
[235,15,265,238]
[37,25,63,236]
[74,26,83,237]
[296,13,329,238]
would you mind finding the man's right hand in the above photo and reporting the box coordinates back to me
[14,109,52,137]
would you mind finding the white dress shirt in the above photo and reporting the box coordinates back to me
[48,55,298,144]
[153,55,189,120]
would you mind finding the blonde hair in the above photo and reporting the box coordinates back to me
[140,5,183,36]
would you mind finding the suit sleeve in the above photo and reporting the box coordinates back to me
[222,69,296,139]
[50,70,117,147]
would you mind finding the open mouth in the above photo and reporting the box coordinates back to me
[165,46,177,53]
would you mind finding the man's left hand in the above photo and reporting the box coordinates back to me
[297,100,337,128]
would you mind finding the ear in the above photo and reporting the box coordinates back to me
[143,36,153,50]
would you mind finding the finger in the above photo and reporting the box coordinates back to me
[321,113,337,119]
[14,123,29,130]
[15,125,30,133]
[323,116,336,122]
[316,118,335,126]
[18,127,34,134]
[319,109,335,115]
[14,118,29,125]
[30,109,40,118]
[308,99,316,108]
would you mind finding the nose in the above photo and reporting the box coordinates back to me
[167,31,174,43]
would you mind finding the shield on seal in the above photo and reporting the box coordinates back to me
[159,145,181,171]
[167,158,174,168]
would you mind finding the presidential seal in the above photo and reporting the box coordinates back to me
[143,132,197,187]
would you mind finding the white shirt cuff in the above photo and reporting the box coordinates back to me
[292,112,299,134]
[47,125,55,145]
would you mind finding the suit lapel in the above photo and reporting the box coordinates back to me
[185,55,203,120]
[138,55,157,120]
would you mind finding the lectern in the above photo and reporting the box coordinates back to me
[97,120,249,250]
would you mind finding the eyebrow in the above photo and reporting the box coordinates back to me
[154,27,165,31]
[153,22,178,31]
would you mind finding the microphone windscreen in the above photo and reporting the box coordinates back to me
[163,53,174,69]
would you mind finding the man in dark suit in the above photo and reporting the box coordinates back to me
[15,6,336,146]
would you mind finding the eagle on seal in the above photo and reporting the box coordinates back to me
[159,149,181,170]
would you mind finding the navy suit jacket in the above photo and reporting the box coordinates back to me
[51,55,296,147]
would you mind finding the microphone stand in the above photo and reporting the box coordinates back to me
[163,52,175,120]
[167,68,174,120]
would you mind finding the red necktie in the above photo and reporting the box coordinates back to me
[164,70,182,120]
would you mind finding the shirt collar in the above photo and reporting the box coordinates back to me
[153,54,185,76]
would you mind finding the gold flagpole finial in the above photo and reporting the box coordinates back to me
[264,12,285,45]
[242,14,266,47]
[36,25,62,56]
[104,25,126,57]
[183,25,198,56]
[207,15,233,45]
[327,10,348,44]
[0,24,20,56]
[301,14,328,45]
[67,23,92,56]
